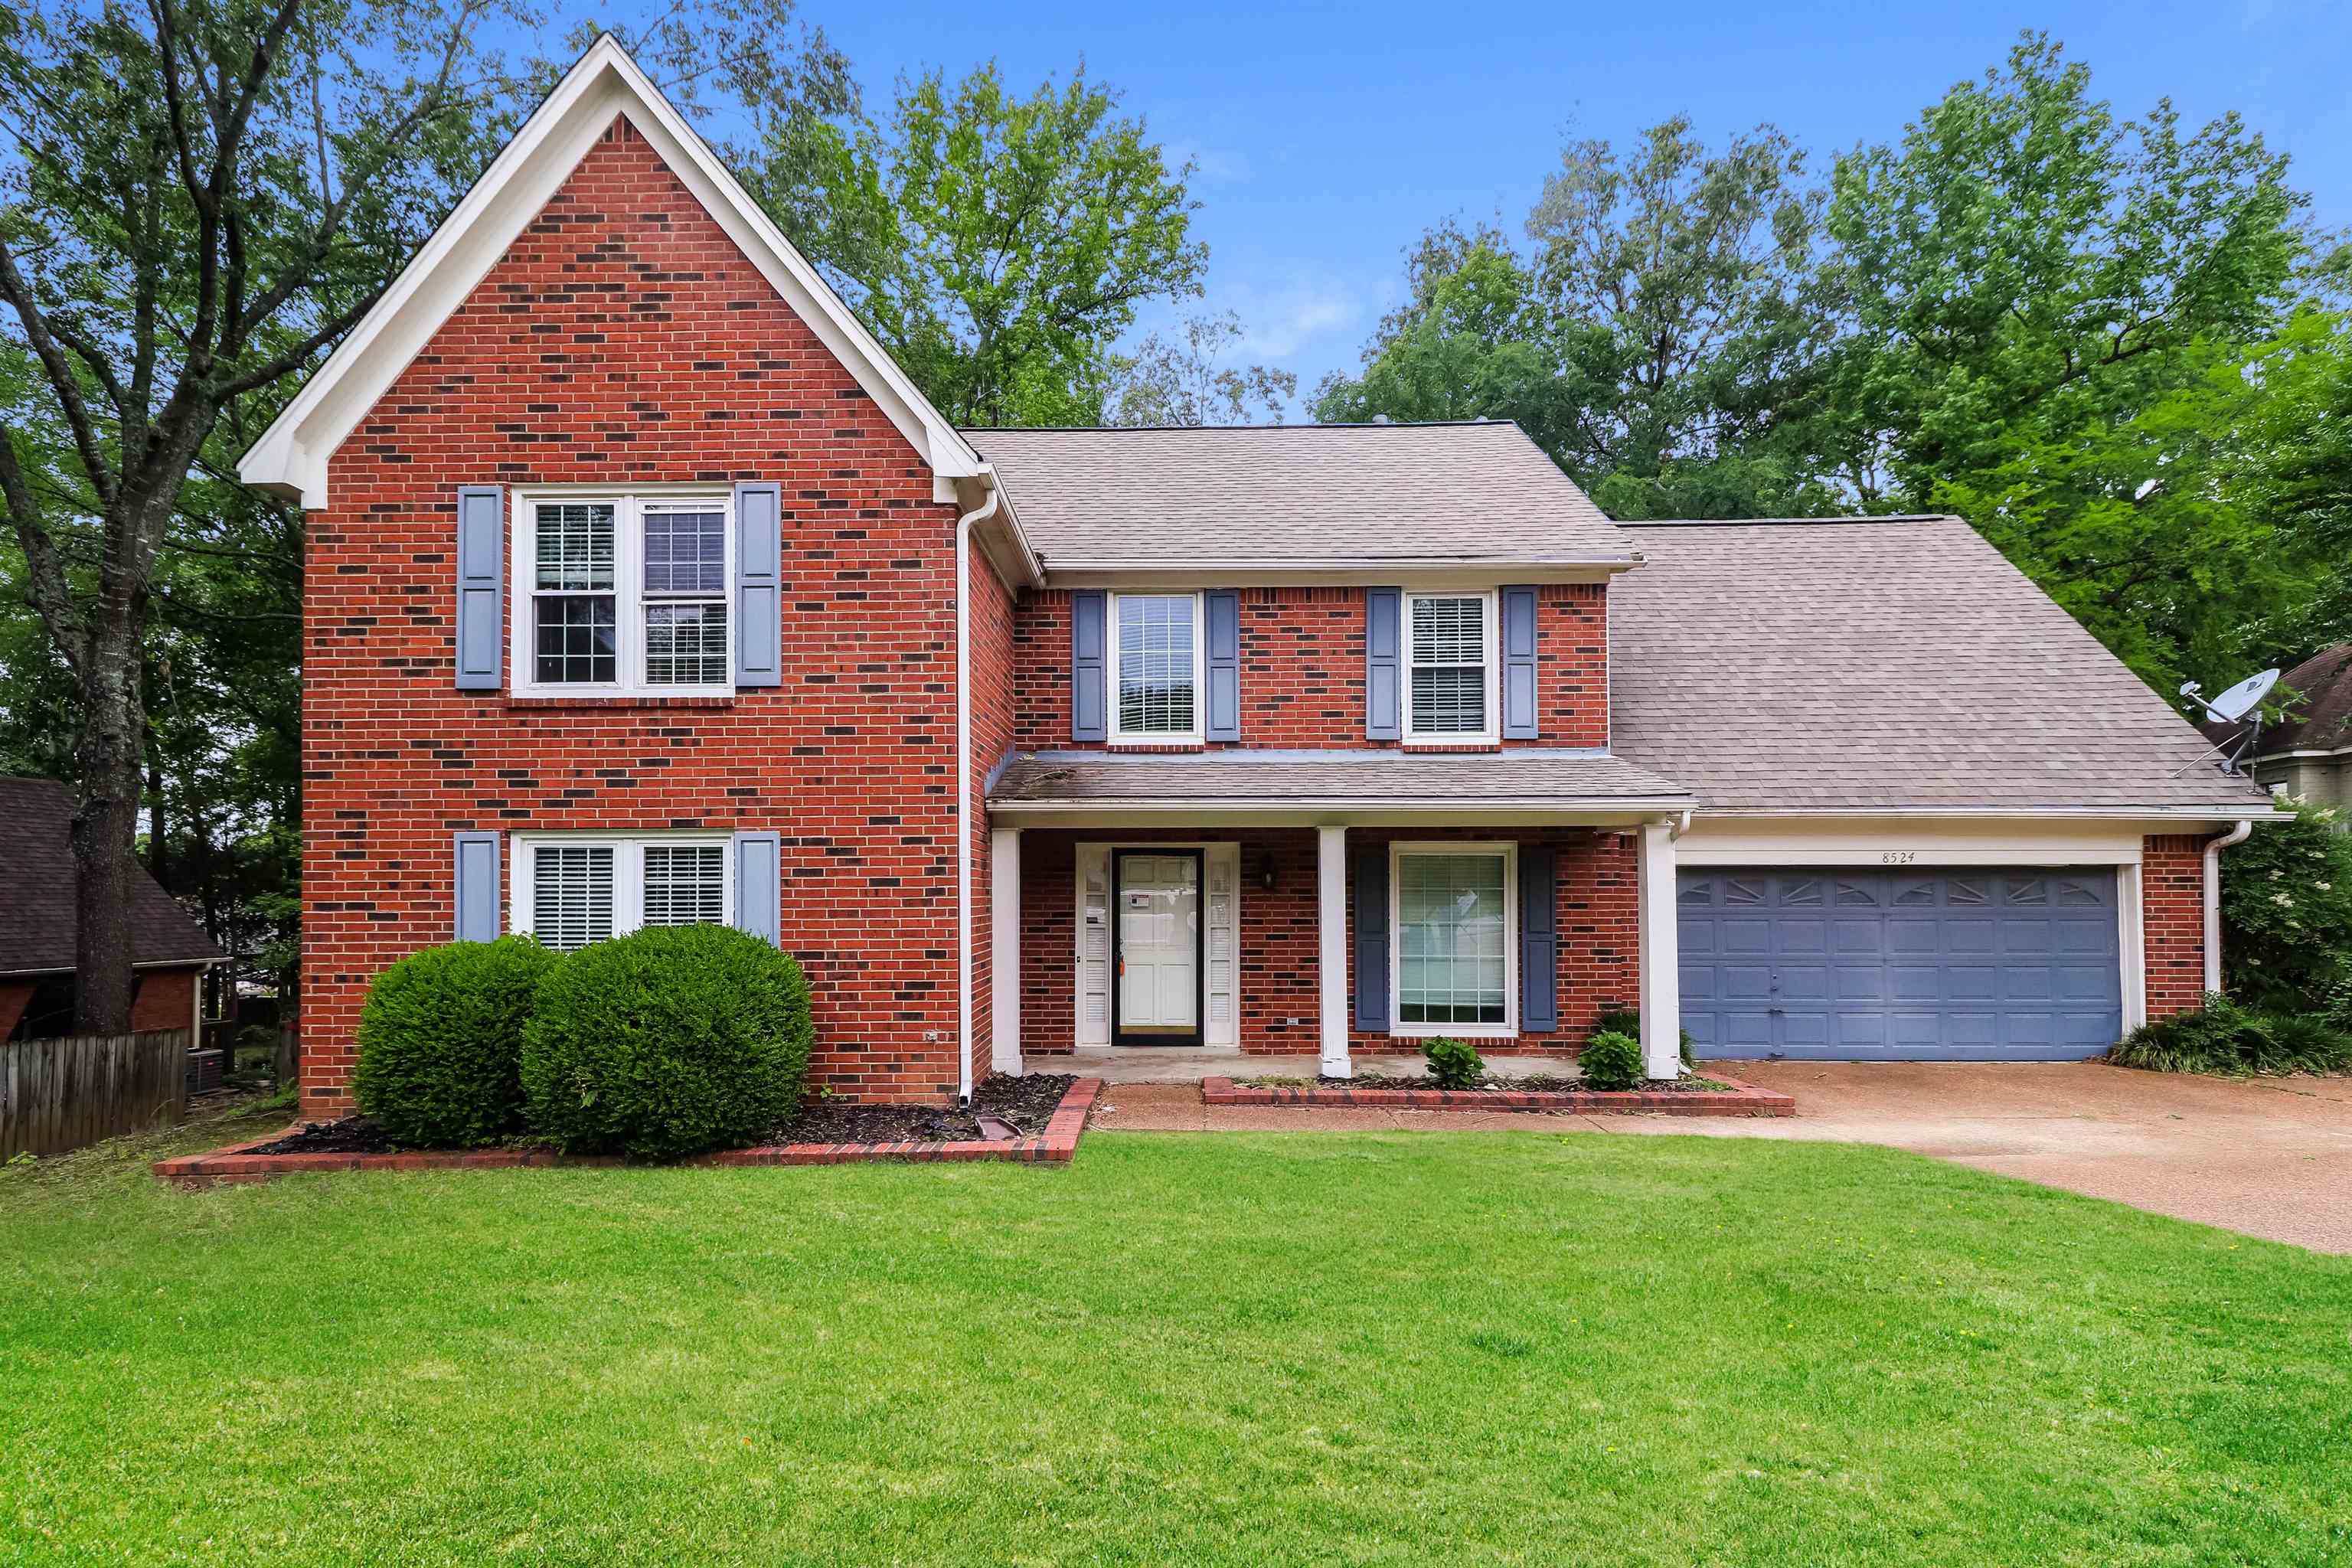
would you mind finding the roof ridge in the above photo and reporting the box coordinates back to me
[962,419,1521,434]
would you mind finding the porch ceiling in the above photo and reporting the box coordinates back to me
[986,749,1693,824]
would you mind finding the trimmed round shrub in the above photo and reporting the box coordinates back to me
[351,936,560,1147]
[1578,1028,1645,1092]
[521,924,813,1159]
[1420,1035,1485,1089]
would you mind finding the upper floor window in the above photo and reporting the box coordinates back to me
[1405,591,1497,743]
[514,492,732,696]
[1111,592,1203,743]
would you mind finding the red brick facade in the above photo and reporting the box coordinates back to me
[302,115,967,1113]
[1016,826,1637,1057]
[2142,835,2210,1020]
[1011,583,1608,751]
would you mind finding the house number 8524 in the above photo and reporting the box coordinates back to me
[1881,851,1916,865]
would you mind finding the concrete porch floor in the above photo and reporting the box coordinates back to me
[1053,1050,1583,1084]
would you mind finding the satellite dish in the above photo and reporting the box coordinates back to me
[2189,668,2280,724]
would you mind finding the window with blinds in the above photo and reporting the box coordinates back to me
[1113,593,1199,738]
[531,844,616,951]
[642,508,728,685]
[1396,851,1509,1027]
[533,502,619,684]
[1407,594,1491,739]
[643,844,726,926]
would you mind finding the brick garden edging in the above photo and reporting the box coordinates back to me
[1200,1075,1793,1117]
[153,1080,1103,1187]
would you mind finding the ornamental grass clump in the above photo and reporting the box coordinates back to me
[2109,992,2352,1077]
[1577,1029,1645,1092]
[522,924,813,1160]
[351,936,561,1147]
[1420,1036,1485,1089]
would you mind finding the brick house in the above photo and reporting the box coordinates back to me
[237,39,2273,1118]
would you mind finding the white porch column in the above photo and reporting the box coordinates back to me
[1318,825,1352,1079]
[990,826,1023,1074]
[1638,818,1683,1080]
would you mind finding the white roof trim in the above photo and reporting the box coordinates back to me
[237,34,983,508]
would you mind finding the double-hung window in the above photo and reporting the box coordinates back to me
[515,492,733,696]
[1109,592,1204,743]
[1392,843,1516,1036]
[1404,590,1498,743]
[512,834,732,952]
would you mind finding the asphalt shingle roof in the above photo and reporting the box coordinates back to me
[965,421,1630,567]
[1606,517,2272,812]
[0,777,223,975]
[2256,642,2352,755]
[988,750,1690,808]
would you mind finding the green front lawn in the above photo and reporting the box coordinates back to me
[5,1110,2347,1566]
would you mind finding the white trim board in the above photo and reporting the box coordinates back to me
[237,34,985,511]
[1073,841,1241,1050]
[1387,839,1519,1040]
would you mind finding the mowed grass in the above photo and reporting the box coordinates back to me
[4,1109,2350,1566]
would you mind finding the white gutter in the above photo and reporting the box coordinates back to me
[2204,818,2254,993]
[953,469,1002,1106]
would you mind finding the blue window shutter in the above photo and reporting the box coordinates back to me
[455,486,503,690]
[452,831,501,942]
[1365,587,1401,740]
[1353,850,1390,1031]
[1071,591,1107,741]
[1204,590,1240,740]
[732,831,781,946]
[733,481,782,688]
[1501,585,1539,740]
[1520,845,1558,1031]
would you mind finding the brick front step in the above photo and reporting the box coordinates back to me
[153,1080,1102,1187]
[1199,1075,1793,1116]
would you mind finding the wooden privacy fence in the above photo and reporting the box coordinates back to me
[1,1028,188,1160]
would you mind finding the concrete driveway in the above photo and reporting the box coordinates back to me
[1089,1060,2352,1253]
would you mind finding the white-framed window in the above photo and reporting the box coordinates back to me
[510,833,733,952]
[1109,591,1204,743]
[511,490,733,696]
[1390,841,1517,1037]
[1403,590,1498,743]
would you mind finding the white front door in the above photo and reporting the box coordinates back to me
[1116,852,1201,1038]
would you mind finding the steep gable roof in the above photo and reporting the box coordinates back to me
[0,779,222,976]
[965,421,1634,571]
[240,35,983,508]
[1608,516,2274,815]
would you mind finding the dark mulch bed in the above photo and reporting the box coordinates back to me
[1239,1072,1735,1093]
[248,1073,1080,1157]
[776,1073,1076,1144]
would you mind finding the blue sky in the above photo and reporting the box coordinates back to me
[662,1,2352,413]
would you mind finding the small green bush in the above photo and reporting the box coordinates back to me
[2220,795,2352,1012]
[521,924,813,1159]
[2109,992,2352,1077]
[1420,1036,1485,1089]
[1593,1004,1694,1067]
[1578,1029,1645,1091]
[352,936,560,1147]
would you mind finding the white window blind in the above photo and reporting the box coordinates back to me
[643,844,726,926]
[532,844,616,951]
[1115,593,1197,737]
[533,502,618,684]
[1409,596,1488,737]
[642,507,728,686]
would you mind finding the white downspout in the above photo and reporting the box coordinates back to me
[953,470,1001,1106]
[2203,818,2252,994]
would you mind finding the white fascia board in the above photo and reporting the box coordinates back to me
[1690,805,2282,823]
[984,799,1693,829]
[238,35,980,509]
[1040,556,1642,590]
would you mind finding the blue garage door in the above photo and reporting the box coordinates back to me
[1677,868,2122,1061]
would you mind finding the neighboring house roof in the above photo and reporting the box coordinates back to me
[0,779,223,977]
[965,421,1634,570]
[1607,517,2274,814]
[988,750,1690,811]
[2254,642,2352,754]
[238,35,988,509]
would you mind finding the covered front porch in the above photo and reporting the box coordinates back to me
[984,751,1696,1082]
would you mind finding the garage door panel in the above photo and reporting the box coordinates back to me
[1681,865,2121,1062]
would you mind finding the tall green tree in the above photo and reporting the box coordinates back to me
[759,61,1208,426]
[1316,118,1838,518]
[1106,311,1294,427]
